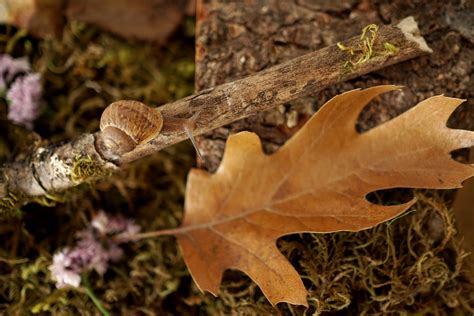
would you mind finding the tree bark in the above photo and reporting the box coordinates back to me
[195,0,474,172]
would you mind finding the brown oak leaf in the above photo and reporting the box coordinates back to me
[177,85,474,306]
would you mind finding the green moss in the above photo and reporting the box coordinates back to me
[30,20,195,142]
[0,19,198,314]
[0,193,22,220]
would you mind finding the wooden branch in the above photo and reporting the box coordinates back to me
[0,17,431,207]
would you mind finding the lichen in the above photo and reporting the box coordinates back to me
[383,42,400,55]
[337,23,399,70]
[70,154,108,183]
[31,192,66,207]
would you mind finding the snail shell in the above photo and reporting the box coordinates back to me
[100,100,163,155]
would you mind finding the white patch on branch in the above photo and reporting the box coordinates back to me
[50,153,72,179]
[397,16,433,53]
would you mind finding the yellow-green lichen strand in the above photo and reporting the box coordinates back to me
[70,154,109,183]
[0,193,23,220]
[338,23,399,70]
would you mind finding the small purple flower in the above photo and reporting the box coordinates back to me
[6,73,42,129]
[0,54,42,129]
[92,211,141,240]
[49,249,82,288]
[0,54,31,91]
[48,212,141,289]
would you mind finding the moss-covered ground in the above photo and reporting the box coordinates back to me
[0,19,473,315]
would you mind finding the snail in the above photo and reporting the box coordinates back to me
[99,100,202,159]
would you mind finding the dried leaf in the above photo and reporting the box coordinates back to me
[177,86,474,306]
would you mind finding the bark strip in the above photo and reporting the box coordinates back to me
[0,17,431,206]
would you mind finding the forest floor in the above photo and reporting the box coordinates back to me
[1,3,474,315]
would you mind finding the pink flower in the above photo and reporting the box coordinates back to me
[0,54,42,129]
[6,73,42,129]
[0,54,31,91]
[49,249,82,288]
[48,212,141,289]
[92,210,141,241]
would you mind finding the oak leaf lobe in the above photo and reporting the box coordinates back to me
[178,85,474,306]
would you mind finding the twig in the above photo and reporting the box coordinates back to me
[0,17,432,207]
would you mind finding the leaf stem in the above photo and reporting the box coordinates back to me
[131,227,184,240]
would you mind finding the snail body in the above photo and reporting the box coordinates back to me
[99,100,202,160]
[100,100,163,156]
